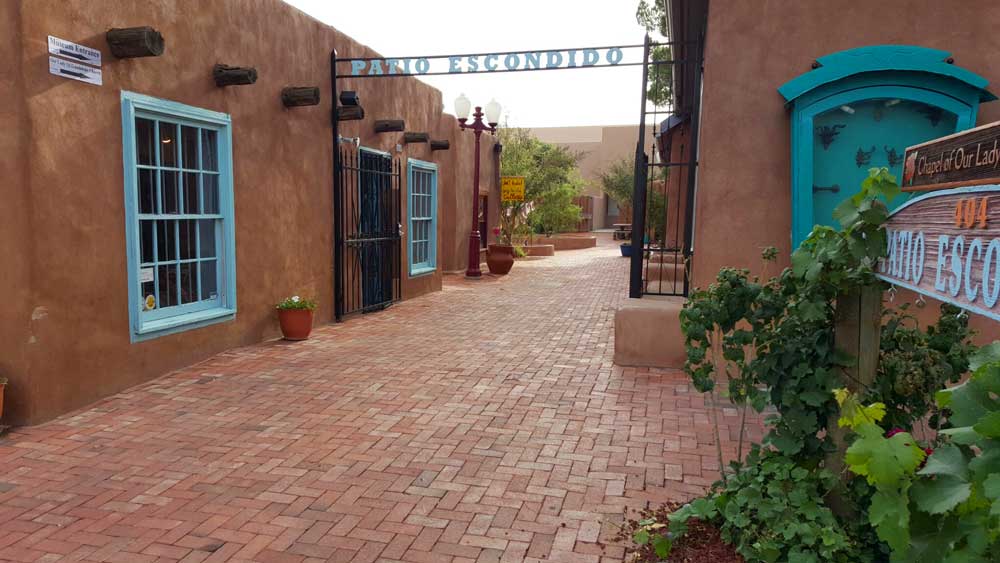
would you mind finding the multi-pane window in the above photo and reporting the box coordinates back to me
[121,92,236,341]
[407,160,437,276]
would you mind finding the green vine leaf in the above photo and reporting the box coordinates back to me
[911,477,971,515]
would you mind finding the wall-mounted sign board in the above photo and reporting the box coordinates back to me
[878,185,1000,322]
[48,35,101,67]
[902,120,1000,192]
[49,56,102,85]
[501,176,525,202]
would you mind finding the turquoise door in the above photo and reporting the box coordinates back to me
[811,98,957,227]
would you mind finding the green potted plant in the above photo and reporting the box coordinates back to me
[276,295,316,340]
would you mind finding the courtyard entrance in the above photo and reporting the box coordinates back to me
[0,237,755,563]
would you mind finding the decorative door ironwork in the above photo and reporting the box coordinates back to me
[335,148,401,319]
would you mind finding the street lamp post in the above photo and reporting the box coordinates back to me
[454,93,501,278]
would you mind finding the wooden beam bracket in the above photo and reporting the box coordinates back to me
[335,106,365,123]
[403,132,430,144]
[430,140,450,151]
[106,27,165,58]
[374,120,405,133]
[213,64,257,87]
[281,86,320,107]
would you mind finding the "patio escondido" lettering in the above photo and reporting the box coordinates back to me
[883,227,1000,308]
[879,191,1000,320]
[349,48,625,76]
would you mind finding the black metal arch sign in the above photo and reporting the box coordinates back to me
[335,43,652,78]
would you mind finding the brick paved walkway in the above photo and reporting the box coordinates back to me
[0,237,758,563]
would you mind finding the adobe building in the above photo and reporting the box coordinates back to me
[0,0,499,425]
[532,125,655,230]
[618,0,1000,367]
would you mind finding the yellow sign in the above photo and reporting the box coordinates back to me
[144,295,156,310]
[501,176,525,202]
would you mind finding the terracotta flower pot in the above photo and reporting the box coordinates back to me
[487,244,515,275]
[278,308,314,340]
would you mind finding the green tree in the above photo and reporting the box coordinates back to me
[498,127,584,241]
[636,0,672,107]
[598,156,667,245]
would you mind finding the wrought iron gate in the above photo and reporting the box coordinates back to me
[334,148,401,320]
[628,34,703,298]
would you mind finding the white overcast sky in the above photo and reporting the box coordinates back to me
[281,0,653,128]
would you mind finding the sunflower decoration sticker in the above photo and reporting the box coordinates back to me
[144,295,156,310]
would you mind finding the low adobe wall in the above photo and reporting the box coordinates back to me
[521,244,555,257]
[534,234,598,251]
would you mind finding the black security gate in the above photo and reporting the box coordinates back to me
[628,33,704,298]
[334,148,401,320]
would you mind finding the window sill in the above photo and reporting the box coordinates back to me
[409,265,436,278]
[133,306,236,342]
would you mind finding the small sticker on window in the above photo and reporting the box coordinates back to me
[139,267,154,283]
[144,295,156,310]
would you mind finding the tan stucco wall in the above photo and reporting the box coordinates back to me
[2,0,496,425]
[691,0,1000,339]
[532,125,652,229]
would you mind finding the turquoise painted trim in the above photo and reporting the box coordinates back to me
[876,184,1000,323]
[779,45,995,103]
[407,158,438,277]
[790,84,977,247]
[121,91,237,343]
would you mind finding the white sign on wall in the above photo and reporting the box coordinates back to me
[48,56,102,86]
[47,35,101,67]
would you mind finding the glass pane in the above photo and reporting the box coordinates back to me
[179,262,198,304]
[203,174,219,213]
[157,264,178,308]
[200,260,218,300]
[179,220,197,260]
[201,129,218,171]
[199,220,216,258]
[141,279,156,309]
[140,220,155,264]
[181,126,199,169]
[136,118,155,166]
[157,220,176,262]
[183,172,199,214]
[138,168,156,214]
[160,122,178,167]
[162,171,179,214]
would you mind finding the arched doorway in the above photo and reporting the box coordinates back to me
[779,46,995,246]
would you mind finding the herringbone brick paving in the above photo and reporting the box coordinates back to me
[0,236,761,562]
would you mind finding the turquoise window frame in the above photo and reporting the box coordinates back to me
[407,159,438,277]
[121,91,237,342]
[779,46,995,247]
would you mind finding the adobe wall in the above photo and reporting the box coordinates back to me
[5,0,496,425]
[0,2,32,423]
[692,0,1000,339]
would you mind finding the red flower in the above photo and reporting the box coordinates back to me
[493,227,501,235]
[885,428,905,438]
